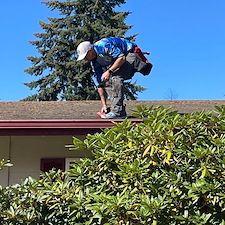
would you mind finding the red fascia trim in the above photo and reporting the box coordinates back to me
[0,119,143,136]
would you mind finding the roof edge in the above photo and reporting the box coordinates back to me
[0,119,143,136]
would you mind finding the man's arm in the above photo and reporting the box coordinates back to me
[101,55,126,82]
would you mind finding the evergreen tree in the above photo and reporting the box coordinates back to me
[24,0,146,101]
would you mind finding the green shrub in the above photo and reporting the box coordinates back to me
[67,105,225,224]
[0,159,13,170]
[2,105,225,224]
[0,170,75,224]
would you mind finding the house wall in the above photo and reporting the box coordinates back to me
[0,136,92,187]
[0,137,11,187]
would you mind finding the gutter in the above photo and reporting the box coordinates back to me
[0,119,143,136]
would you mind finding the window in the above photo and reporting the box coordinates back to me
[40,158,65,172]
[40,158,80,172]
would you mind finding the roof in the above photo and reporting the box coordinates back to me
[1,100,224,120]
[0,100,224,136]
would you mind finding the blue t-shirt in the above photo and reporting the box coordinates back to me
[92,37,136,84]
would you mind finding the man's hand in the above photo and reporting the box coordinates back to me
[101,105,108,113]
[101,70,110,82]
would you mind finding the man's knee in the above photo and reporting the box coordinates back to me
[111,76,123,97]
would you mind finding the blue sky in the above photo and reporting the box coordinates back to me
[1,0,225,101]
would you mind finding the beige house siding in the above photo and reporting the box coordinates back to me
[0,137,11,187]
[0,136,92,187]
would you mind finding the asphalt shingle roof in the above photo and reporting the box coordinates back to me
[0,100,224,120]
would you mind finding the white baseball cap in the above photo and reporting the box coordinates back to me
[76,41,93,61]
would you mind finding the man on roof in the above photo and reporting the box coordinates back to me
[77,37,149,119]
